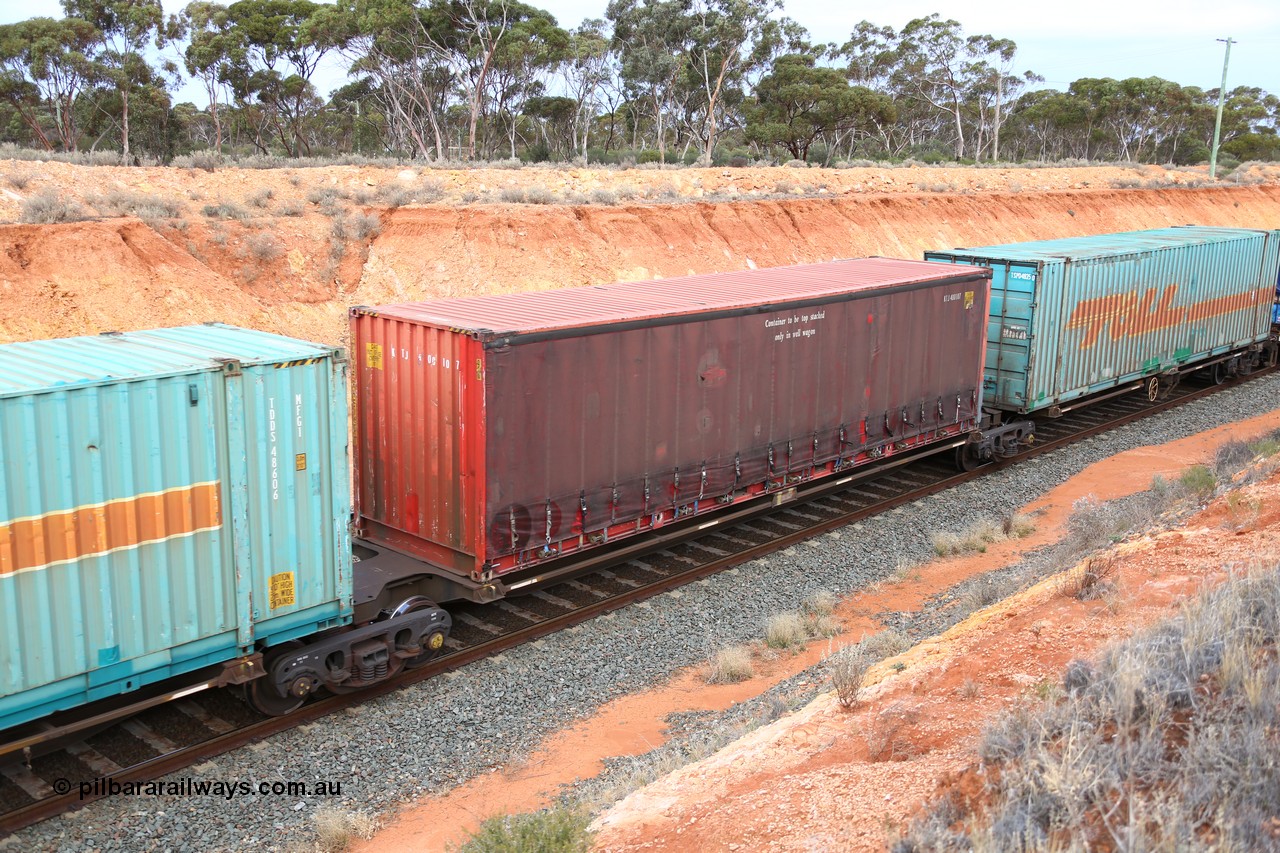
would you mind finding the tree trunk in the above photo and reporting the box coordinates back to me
[121,88,130,161]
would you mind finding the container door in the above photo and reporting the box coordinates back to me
[223,357,351,649]
[982,260,1037,411]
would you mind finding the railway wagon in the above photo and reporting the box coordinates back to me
[0,325,352,731]
[925,226,1280,417]
[351,257,991,599]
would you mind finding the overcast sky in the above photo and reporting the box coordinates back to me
[7,0,1279,106]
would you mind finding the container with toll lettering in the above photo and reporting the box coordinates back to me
[926,226,1280,414]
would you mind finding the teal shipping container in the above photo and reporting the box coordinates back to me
[926,227,1280,414]
[0,325,351,731]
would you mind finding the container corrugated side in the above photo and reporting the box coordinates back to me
[0,325,351,730]
[353,259,990,582]
[927,227,1279,413]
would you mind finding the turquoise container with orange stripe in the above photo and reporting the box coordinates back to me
[0,324,351,731]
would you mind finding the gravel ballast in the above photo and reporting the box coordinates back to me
[9,375,1280,852]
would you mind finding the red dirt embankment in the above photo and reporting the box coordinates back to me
[2,172,1279,346]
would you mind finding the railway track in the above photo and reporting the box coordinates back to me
[1,366,1271,836]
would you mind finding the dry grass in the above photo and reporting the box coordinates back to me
[311,807,376,852]
[902,561,1280,851]
[1057,553,1119,601]
[931,517,1004,556]
[706,645,754,684]
[764,612,808,650]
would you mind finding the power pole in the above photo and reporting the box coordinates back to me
[1209,37,1235,179]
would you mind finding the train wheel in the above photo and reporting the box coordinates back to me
[1145,376,1160,402]
[955,444,983,472]
[1212,362,1228,385]
[246,642,308,716]
[395,597,449,669]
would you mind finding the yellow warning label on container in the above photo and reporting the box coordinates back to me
[295,453,307,471]
[365,342,384,370]
[269,571,296,610]
[964,291,975,309]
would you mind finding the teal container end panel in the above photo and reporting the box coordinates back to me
[923,254,1040,411]
[928,227,1280,414]
[226,355,351,645]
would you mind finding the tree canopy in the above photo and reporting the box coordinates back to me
[0,2,1274,167]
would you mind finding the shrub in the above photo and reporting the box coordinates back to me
[1215,439,1256,479]
[346,211,381,240]
[307,186,348,207]
[172,149,224,171]
[20,189,90,224]
[457,807,593,853]
[830,645,872,709]
[784,158,808,168]
[4,171,33,189]
[247,187,274,209]
[89,189,184,221]
[1059,554,1118,600]
[1177,464,1216,498]
[764,611,808,650]
[590,188,618,206]
[707,645,754,684]
[904,563,1280,851]
[864,702,919,761]
[201,201,251,221]
[524,186,556,205]
[498,187,526,203]
[246,233,282,262]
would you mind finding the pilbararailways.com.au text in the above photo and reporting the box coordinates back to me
[55,776,344,801]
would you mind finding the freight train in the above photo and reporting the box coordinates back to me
[2,226,1277,726]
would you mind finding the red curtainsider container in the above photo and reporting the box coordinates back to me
[351,258,990,597]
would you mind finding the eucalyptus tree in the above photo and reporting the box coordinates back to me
[560,18,614,157]
[339,0,459,160]
[176,1,240,150]
[684,0,790,162]
[224,0,349,156]
[61,0,173,159]
[481,3,569,158]
[0,16,98,150]
[607,0,693,162]
[744,50,893,162]
[840,21,932,156]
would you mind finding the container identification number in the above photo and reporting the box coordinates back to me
[269,397,279,500]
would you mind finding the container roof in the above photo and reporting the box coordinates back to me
[360,257,986,336]
[0,324,336,397]
[932,226,1271,263]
